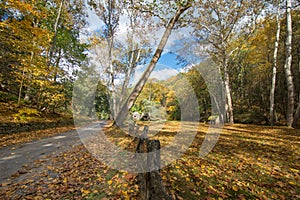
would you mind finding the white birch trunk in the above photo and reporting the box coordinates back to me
[284,0,294,127]
[269,3,281,126]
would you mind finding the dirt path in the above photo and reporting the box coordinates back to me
[0,121,106,183]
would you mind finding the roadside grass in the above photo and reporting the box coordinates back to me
[0,121,299,199]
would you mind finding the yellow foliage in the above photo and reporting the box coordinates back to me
[13,108,40,122]
[232,185,239,191]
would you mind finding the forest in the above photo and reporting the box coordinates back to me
[1,0,300,128]
[0,0,300,199]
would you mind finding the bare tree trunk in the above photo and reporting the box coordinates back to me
[293,93,300,128]
[109,44,117,119]
[117,47,141,115]
[48,0,64,66]
[115,5,191,125]
[17,66,26,107]
[270,3,281,126]
[18,50,35,105]
[284,0,294,127]
[223,57,234,124]
[292,58,300,128]
[106,0,120,120]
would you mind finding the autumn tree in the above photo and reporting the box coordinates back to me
[0,0,88,113]
[192,0,265,124]
[89,0,124,120]
[292,9,300,127]
[0,0,52,106]
[115,0,193,125]
[284,0,294,127]
[270,0,282,126]
[89,0,151,120]
[216,4,300,126]
[115,0,152,115]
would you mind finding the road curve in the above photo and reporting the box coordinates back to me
[0,121,106,183]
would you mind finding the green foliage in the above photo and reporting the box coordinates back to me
[166,91,181,120]
[208,114,218,121]
[94,82,110,120]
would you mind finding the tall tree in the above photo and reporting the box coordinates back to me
[284,0,294,127]
[48,0,64,67]
[89,0,123,120]
[270,0,281,125]
[115,0,192,124]
[115,0,150,115]
[292,9,300,127]
[0,0,88,113]
[192,0,264,124]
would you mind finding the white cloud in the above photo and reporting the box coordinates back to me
[132,65,178,84]
[150,68,178,80]
[179,63,194,73]
[86,8,103,32]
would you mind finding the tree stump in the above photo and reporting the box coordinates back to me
[136,126,172,200]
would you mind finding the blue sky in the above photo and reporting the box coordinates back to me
[157,52,187,71]
[131,51,191,82]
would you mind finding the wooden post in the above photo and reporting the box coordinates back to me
[129,122,135,136]
[136,126,172,200]
[129,121,140,137]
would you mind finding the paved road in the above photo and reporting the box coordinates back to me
[0,121,105,183]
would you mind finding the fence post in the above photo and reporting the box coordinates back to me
[136,126,172,200]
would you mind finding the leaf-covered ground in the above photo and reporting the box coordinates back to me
[0,122,299,199]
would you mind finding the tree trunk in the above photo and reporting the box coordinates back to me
[54,47,62,82]
[48,0,64,66]
[292,58,300,128]
[19,50,35,105]
[115,5,191,125]
[284,0,294,127]
[117,47,141,115]
[223,57,234,124]
[17,66,26,107]
[106,0,119,120]
[293,94,300,128]
[117,7,141,114]
[270,3,281,126]
[110,60,117,119]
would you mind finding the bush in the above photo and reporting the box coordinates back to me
[13,108,40,122]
